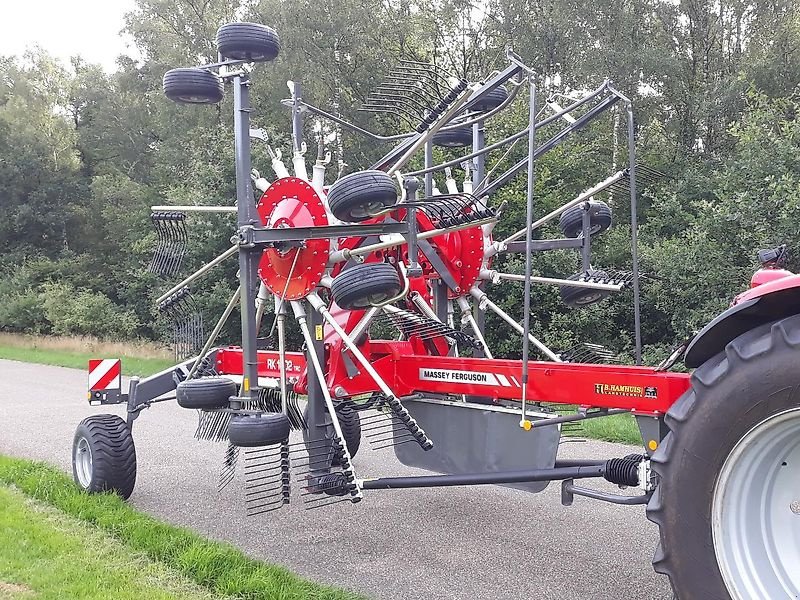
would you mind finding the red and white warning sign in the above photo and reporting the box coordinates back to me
[88,359,122,391]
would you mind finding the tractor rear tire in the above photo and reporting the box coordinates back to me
[559,201,612,238]
[473,86,508,112]
[163,68,224,104]
[559,269,610,307]
[327,170,398,222]
[432,127,473,148]
[176,377,236,409]
[72,414,137,499]
[216,22,280,62]
[228,412,290,447]
[330,263,402,309]
[647,315,800,599]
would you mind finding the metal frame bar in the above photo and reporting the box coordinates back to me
[360,464,605,490]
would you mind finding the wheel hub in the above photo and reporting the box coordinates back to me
[712,406,800,599]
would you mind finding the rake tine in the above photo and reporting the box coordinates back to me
[244,464,285,478]
[245,482,284,495]
[372,438,418,451]
[247,498,287,513]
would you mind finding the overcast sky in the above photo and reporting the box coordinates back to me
[0,0,139,72]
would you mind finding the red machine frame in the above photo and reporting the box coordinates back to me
[215,345,691,416]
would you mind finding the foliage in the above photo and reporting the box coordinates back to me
[0,0,798,366]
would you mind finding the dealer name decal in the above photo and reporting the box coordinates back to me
[594,383,658,398]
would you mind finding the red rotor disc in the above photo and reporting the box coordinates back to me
[440,226,484,299]
[256,177,330,300]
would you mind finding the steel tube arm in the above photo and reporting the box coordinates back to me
[359,465,605,490]
[156,245,238,304]
[477,93,620,198]
[500,170,627,245]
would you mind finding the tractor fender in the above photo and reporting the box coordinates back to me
[684,274,800,368]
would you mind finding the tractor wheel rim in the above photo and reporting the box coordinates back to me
[75,437,93,488]
[712,407,800,599]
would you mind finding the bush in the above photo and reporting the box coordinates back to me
[40,282,139,340]
[0,289,48,333]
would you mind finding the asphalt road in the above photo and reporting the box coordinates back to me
[0,359,672,599]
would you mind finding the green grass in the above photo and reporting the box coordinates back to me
[0,345,173,377]
[578,413,642,445]
[0,456,362,600]
[0,485,231,600]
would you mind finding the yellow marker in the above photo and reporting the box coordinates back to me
[243,378,250,392]
[521,419,532,431]
[648,439,658,451]
[315,324,323,340]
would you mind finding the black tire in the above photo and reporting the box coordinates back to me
[559,269,610,307]
[216,22,280,63]
[331,263,402,309]
[327,170,397,222]
[647,315,800,599]
[72,414,136,499]
[302,403,362,466]
[163,68,223,104]
[473,86,509,112]
[559,201,613,238]
[228,412,290,447]
[333,405,361,465]
[176,377,236,409]
[432,127,473,148]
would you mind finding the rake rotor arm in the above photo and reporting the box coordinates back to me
[477,92,620,198]
[499,169,628,247]
[327,213,499,264]
[481,270,623,292]
[156,245,238,305]
[187,285,241,380]
[291,300,363,502]
[469,287,561,362]
[305,292,434,450]
[456,296,493,358]
[404,80,610,179]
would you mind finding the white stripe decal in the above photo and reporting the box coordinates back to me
[510,375,521,387]
[496,374,512,387]
[88,359,121,390]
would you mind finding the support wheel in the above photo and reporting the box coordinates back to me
[228,412,290,447]
[177,377,236,409]
[647,315,800,599]
[432,127,473,148]
[559,269,610,307]
[302,403,361,466]
[559,200,612,238]
[216,22,280,62]
[331,263,402,309]
[327,170,397,222]
[473,86,508,112]
[163,68,223,104]
[72,414,136,499]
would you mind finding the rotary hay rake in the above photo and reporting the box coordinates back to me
[72,21,800,600]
